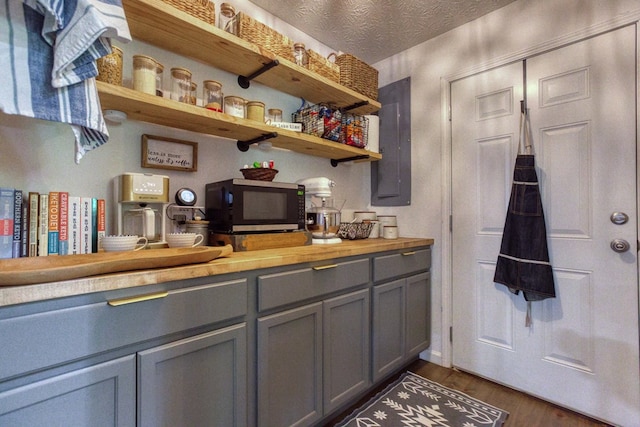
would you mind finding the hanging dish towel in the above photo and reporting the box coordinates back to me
[0,0,131,162]
[494,108,555,323]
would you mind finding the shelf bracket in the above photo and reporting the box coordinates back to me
[237,132,278,152]
[341,100,369,112]
[238,60,280,89]
[330,155,370,167]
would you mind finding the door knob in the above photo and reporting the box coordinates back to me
[610,212,629,225]
[611,239,631,253]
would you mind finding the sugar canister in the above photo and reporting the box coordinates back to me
[133,54,158,95]
[203,80,223,112]
[170,67,192,103]
[224,96,246,118]
[96,46,123,85]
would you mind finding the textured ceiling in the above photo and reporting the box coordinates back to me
[249,0,517,64]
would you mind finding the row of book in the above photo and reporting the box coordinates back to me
[0,188,106,259]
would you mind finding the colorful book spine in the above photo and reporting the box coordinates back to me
[47,192,60,255]
[0,187,13,259]
[91,198,98,253]
[80,197,93,254]
[58,192,69,255]
[97,199,106,251]
[12,189,23,258]
[21,199,28,257]
[28,192,39,257]
[69,196,81,255]
[38,193,48,257]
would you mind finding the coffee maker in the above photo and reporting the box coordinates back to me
[114,173,169,248]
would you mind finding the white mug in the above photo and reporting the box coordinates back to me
[166,232,204,248]
[102,235,148,252]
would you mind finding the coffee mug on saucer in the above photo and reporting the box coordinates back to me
[166,232,204,248]
[102,235,148,252]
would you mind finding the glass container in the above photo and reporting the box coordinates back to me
[203,80,223,111]
[189,82,197,105]
[133,54,158,95]
[293,43,308,67]
[224,96,246,118]
[268,108,283,122]
[218,3,237,34]
[96,46,123,85]
[170,67,192,103]
[155,61,164,97]
[246,101,265,122]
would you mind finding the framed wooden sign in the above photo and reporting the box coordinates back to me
[141,135,198,172]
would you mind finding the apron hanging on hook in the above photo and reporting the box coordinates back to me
[493,105,555,327]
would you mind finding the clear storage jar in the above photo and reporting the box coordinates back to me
[224,96,246,118]
[96,46,123,85]
[246,101,265,122]
[155,62,164,97]
[293,43,308,67]
[268,108,283,122]
[203,80,222,111]
[218,3,237,34]
[133,54,158,95]
[170,67,192,103]
[189,82,197,105]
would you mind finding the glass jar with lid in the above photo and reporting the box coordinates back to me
[268,108,283,122]
[189,82,198,105]
[170,67,192,103]
[246,101,265,122]
[224,96,246,118]
[218,3,237,34]
[293,43,308,67]
[96,46,123,85]
[133,54,158,95]
[203,80,223,112]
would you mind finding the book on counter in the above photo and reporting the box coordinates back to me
[47,192,60,256]
[58,192,69,255]
[0,187,14,259]
[12,189,23,258]
[28,192,39,257]
[38,193,48,257]
[80,197,93,254]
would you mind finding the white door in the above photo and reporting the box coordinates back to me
[451,25,639,426]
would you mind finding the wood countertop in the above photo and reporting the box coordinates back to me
[0,238,433,308]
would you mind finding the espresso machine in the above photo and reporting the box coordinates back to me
[114,173,169,248]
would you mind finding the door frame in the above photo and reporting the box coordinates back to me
[440,13,640,368]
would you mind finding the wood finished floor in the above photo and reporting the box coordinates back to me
[323,359,612,426]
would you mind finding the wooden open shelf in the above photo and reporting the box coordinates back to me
[98,82,382,162]
[122,0,381,115]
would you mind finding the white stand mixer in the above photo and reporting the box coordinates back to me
[297,177,342,244]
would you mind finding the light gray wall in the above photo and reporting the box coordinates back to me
[373,0,640,364]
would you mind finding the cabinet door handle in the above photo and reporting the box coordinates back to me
[313,264,338,271]
[107,291,169,307]
[401,251,416,256]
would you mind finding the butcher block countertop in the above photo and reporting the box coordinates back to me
[0,238,433,308]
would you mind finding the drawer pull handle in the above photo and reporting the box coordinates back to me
[313,264,338,271]
[402,251,416,256]
[108,291,169,307]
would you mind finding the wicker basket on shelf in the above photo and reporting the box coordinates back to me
[160,0,215,25]
[329,53,378,100]
[307,50,339,83]
[234,12,295,62]
[240,168,278,181]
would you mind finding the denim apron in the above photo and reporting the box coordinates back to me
[494,109,555,324]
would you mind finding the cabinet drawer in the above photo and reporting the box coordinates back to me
[258,258,370,312]
[0,278,247,381]
[373,248,431,282]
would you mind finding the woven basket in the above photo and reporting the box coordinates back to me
[235,12,295,62]
[240,168,278,181]
[337,222,373,240]
[329,53,378,100]
[161,0,215,26]
[307,50,339,83]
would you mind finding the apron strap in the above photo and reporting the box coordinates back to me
[518,108,533,155]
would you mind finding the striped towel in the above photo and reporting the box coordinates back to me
[0,0,131,162]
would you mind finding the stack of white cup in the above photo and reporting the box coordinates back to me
[378,215,398,239]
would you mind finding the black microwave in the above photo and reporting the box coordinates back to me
[205,179,306,233]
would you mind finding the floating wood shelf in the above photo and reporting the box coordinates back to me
[97,82,382,162]
[122,0,381,115]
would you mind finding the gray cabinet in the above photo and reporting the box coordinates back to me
[138,324,247,427]
[0,355,136,426]
[372,249,431,382]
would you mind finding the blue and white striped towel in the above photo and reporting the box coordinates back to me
[0,0,131,162]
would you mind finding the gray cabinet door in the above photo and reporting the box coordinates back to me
[323,289,371,414]
[257,303,322,427]
[372,279,406,383]
[405,272,431,356]
[0,355,135,426]
[137,324,247,427]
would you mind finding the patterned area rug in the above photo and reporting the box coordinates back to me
[336,372,509,426]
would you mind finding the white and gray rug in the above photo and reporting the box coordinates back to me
[336,372,509,426]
